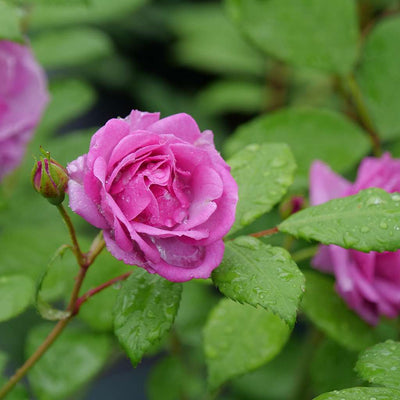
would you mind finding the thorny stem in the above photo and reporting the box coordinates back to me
[0,226,107,399]
[345,74,382,157]
[249,226,279,238]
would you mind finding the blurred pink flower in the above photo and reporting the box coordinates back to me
[310,153,400,325]
[68,110,238,282]
[0,40,48,181]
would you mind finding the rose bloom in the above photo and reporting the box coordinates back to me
[0,40,48,181]
[68,110,238,282]
[310,153,400,325]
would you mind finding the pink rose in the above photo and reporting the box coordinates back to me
[310,153,400,325]
[0,40,48,181]
[67,110,238,282]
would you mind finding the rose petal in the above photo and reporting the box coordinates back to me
[68,180,108,229]
[147,239,225,282]
[309,160,351,206]
[148,113,202,144]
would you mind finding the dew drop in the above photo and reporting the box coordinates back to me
[380,222,388,229]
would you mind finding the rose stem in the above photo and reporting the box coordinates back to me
[73,271,133,315]
[345,74,382,157]
[0,227,106,398]
[57,204,84,265]
[249,226,279,238]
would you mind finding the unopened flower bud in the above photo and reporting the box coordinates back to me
[31,151,68,205]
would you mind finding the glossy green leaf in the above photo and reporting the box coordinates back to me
[32,27,113,69]
[279,188,400,252]
[225,108,370,190]
[0,1,22,42]
[356,340,400,389]
[226,0,358,74]
[311,339,361,394]
[313,387,400,400]
[27,325,111,400]
[228,143,296,234]
[169,3,266,77]
[113,269,182,366]
[212,237,304,325]
[357,16,400,140]
[30,0,147,28]
[204,298,290,389]
[0,275,34,322]
[301,271,376,351]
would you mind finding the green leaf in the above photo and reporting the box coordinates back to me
[204,298,290,389]
[0,275,34,322]
[30,0,147,28]
[197,80,265,116]
[311,339,361,394]
[113,269,182,366]
[313,387,400,400]
[279,188,400,252]
[147,356,205,400]
[32,27,113,69]
[36,79,96,139]
[0,1,22,42]
[356,340,400,389]
[356,16,400,140]
[27,325,111,400]
[228,142,296,234]
[212,237,304,326]
[78,251,132,331]
[169,3,266,77]
[226,0,358,74]
[224,108,370,190]
[301,271,376,351]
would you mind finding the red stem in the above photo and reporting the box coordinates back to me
[73,271,133,315]
[249,226,279,238]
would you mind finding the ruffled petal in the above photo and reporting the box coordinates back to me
[148,113,202,144]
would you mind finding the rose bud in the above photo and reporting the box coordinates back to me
[32,154,69,205]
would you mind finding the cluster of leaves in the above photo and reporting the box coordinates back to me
[1,0,400,399]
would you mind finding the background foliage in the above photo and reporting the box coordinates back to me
[1,0,400,399]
